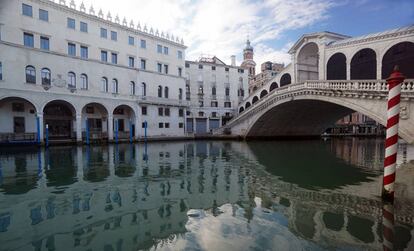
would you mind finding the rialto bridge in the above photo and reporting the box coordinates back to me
[220,26,414,143]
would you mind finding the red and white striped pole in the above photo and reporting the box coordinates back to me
[382,65,405,202]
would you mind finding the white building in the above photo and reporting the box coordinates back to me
[184,56,248,134]
[0,0,188,144]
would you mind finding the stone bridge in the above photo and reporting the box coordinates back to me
[217,79,414,143]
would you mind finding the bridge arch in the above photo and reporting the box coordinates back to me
[245,102,251,109]
[382,41,414,79]
[350,48,377,80]
[327,53,347,80]
[280,73,292,86]
[239,107,244,113]
[270,82,278,92]
[297,42,319,82]
[252,96,259,104]
[260,90,268,98]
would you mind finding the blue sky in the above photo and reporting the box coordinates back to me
[78,0,413,70]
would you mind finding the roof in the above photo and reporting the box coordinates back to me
[328,24,414,47]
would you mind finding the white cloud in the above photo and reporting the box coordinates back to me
[74,0,335,71]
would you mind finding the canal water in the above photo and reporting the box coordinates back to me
[0,138,413,250]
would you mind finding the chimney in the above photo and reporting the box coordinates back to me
[231,55,236,66]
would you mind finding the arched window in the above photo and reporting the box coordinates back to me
[178,88,183,100]
[130,81,136,95]
[101,77,108,92]
[80,74,88,89]
[164,86,169,98]
[158,85,162,97]
[141,82,146,96]
[68,72,76,88]
[41,68,51,85]
[25,65,36,84]
[112,79,118,93]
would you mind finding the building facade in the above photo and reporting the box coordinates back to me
[185,56,248,134]
[249,61,284,93]
[0,0,189,143]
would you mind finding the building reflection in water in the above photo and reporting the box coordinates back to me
[0,139,412,250]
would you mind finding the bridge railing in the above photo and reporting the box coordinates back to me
[223,79,414,130]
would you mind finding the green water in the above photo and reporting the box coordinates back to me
[0,138,413,250]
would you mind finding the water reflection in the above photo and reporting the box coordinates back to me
[0,139,413,250]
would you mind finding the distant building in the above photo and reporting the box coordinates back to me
[185,55,248,135]
[326,112,385,136]
[240,39,256,92]
[250,61,285,93]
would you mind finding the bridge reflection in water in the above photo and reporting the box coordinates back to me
[0,139,413,250]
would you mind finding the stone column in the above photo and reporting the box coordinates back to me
[37,112,44,143]
[346,59,351,80]
[108,114,114,141]
[76,113,82,143]
[377,58,382,80]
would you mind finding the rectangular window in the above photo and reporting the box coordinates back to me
[165,123,170,128]
[178,67,182,77]
[198,65,203,69]
[165,108,170,116]
[111,31,117,41]
[164,65,168,74]
[22,4,32,17]
[128,36,134,45]
[0,62,2,80]
[100,28,107,38]
[111,53,118,64]
[141,106,147,115]
[157,44,162,53]
[39,9,48,21]
[40,36,49,50]
[81,46,88,59]
[129,57,135,68]
[163,46,169,55]
[177,50,183,59]
[159,123,164,128]
[179,122,183,128]
[224,102,231,108]
[140,59,146,70]
[212,66,216,71]
[179,109,184,117]
[225,87,230,96]
[140,39,146,48]
[158,107,163,116]
[211,101,218,107]
[80,22,88,32]
[23,33,34,47]
[185,62,190,68]
[68,43,76,56]
[67,18,75,29]
[101,50,108,62]
[14,117,25,133]
[225,67,229,72]
[157,63,162,73]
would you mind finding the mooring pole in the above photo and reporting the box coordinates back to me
[382,66,405,202]
[36,116,41,145]
[45,124,49,148]
[85,118,90,145]
[129,120,133,143]
[115,119,119,144]
[144,121,148,142]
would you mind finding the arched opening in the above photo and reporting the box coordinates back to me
[239,107,244,113]
[327,53,346,80]
[280,73,292,86]
[351,48,376,79]
[269,82,278,92]
[252,96,259,104]
[297,42,319,82]
[43,100,76,140]
[245,102,251,109]
[82,103,109,140]
[260,90,268,98]
[113,105,136,139]
[0,97,38,142]
[382,41,414,79]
